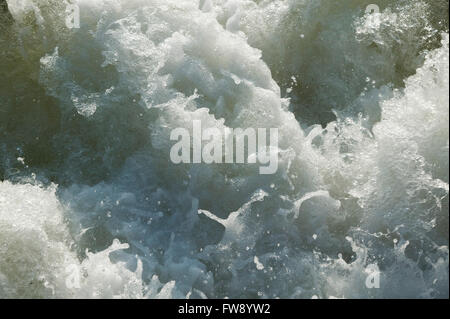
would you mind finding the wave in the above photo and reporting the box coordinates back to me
[0,0,448,298]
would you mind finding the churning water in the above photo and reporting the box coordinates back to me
[0,0,448,298]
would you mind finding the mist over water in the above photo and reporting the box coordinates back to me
[0,0,448,298]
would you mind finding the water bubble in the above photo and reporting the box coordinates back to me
[365,4,380,14]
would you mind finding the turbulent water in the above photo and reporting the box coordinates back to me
[0,0,449,299]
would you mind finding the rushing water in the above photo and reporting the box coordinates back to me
[0,0,448,298]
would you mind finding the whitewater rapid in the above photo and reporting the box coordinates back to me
[0,0,448,298]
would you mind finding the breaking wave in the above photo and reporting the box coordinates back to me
[0,0,448,298]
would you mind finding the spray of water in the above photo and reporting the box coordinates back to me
[0,0,448,298]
